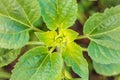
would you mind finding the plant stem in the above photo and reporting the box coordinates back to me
[81,47,88,52]
[31,27,44,32]
[76,35,89,40]
[26,41,45,46]
[49,47,55,53]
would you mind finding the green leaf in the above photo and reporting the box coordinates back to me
[0,48,20,67]
[10,46,63,80]
[0,0,41,49]
[83,5,120,64]
[0,0,40,26]
[93,61,120,76]
[38,0,77,30]
[35,31,57,46]
[0,29,29,49]
[62,42,88,80]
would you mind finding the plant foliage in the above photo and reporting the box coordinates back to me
[0,0,120,80]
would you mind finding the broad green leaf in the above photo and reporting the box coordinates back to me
[0,0,40,26]
[0,48,20,67]
[62,42,88,80]
[83,5,120,64]
[35,31,57,46]
[10,46,63,80]
[93,61,120,76]
[0,29,29,49]
[38,0,77,30]
[0,0,41,49]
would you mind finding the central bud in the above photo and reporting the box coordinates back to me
[55,36,63,43]
[55,34,68,47]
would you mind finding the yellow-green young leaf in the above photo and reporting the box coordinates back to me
[38,0,77,30]
[93,61,120,76]
[0,0,41,49]
[62,42,88,80]
[83,5,120,64]
[59,29,79,43]
[0,48,20,67]
[10,46,63,80]
[35,29,78,47]
[35,31,57,46]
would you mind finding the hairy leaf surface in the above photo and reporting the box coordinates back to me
[38,0,77,30]
[83,5,120,64]
[62,42,88,80]
[10,46,63,80]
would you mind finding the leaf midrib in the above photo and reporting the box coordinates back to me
[0,28,29,34]
[89,26,120,37]
[0,13,31,28]
[90,39,120,50]
[29,53,50,80]
[68,50,85,77]
[15,0,34,27]
[0,0,35,28]
[48,54,62,80]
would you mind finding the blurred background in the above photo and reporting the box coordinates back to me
[1,0,120,80]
